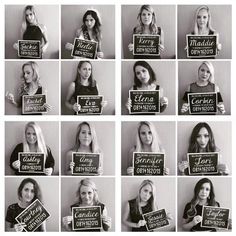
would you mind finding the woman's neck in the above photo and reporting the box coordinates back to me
[198,26,209,35]
[18,200,30,208]
[140,200,148,207]
[28,143,37,152]
[80,78,89,86]
[198,198,208,206]
[27,82,38,94]
[141,144,152,152]
[143,25,151,34]
[77,144,91,153]
[80,201,93,207]
[196,80,209,87]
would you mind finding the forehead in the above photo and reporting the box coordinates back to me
[140,124,151,132]
[23,182,34,189]
[198,127,209,135]
[199,64,209,70]
[80,124,91,132]
[198,9,208,16]
[25,9,33,15]
[80,185,93,192]
[23,65,33,72]
[80,62,91,69]
[201,182,211,189]
[26,126,36,133]
[135,65,148,72]
[86,14,95,20]
[142,9,152,14]
[141,184,152,191]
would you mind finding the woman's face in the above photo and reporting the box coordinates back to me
[141,9,153,26]
[135,65,150,85]
[78,62,92,81]
[197,9,209,28]
[85,14,96,29]
[140,184,152,202]
[198,182,211,201]
[139,124,153,146]
[26,126,37,145]
[21,182,35,203]
[25,9,35,24]
[23,65,35,84]
[79,124,92,147]
[196,127,210,150]
[80,185,94,205]
[198,64,211,83]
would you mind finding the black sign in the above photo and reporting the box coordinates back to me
[18,40,41,58]
[188,92,217,114]
[129,90,160,114]
[186,35,217,58]
[71,38,98,59]
[72,206,102,231]
[133,152,165,176]
[72,153,100,175]
[77,96,103,114]
[15,199,50,232]
[133,34,160,55]
[187,152,218,175]
[18,152,45,173]
[201,206,230,229]
[22,94,47,114]
[142,209,169,231]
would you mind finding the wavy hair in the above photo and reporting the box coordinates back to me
[21,5,38,34]
[198,61,215,83]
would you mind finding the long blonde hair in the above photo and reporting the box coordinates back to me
[21,5,38,35]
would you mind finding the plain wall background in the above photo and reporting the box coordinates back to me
[61,5,115,59]
[177,121,232,175]
[5,5,59,59]
[121,121,176,176]
[121,60,176,115]
[122,5,176,59]
[61,121,115,176]
[121,177,176,231]
[61,177,115,232]
[5,121,59,175]
[177,5,232,59]
[5,177,59,231]
[177,177,232,231]
[5,60,59,115]
[178,61,231,115]
[61,61,115,115]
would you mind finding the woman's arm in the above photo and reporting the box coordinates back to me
[97,151,103,175]
[41,220,46,232]
[182,216,202,231]
[127,148,135,175]
[65,150,74,175]
[5,222,15,232]
[101,206,111,231]
[159,28,165,51]
[159,87,168,113]
[5,92,20,108]
[39,24,49,53]
[65,82,80,113]
[44,146,55,176]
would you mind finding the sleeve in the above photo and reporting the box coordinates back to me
[182,91,189,102]
[45,146,55,169]
[5,205,15,226]
[128,148,135,167]
[10,144,22,171]
[183,203,191,219]
[217,92,223,103]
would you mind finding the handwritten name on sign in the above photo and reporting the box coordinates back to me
[133,152,165,176]
[15,199,50,232]
[22,94,47,114]
[129,90,160,114]
[186,35,217,58]
[188,92,217,114]
[133,34,160,56]
[18,152,45,173]
[142,209,169,231]
[71,38,98,59]
[18,40,41,58]
[72,152,100,175]
[77,95,103,114]
[201,206,230,229]
[72,206,102,231]
[187,152,218,175]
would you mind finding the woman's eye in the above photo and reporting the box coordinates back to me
[148,131,152,135]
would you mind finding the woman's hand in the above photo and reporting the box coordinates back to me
[12,160,20,170]
[72,103,81,113]
[14,223,26,232]
[181,103,189,113]
[69,161,75,172]
[62,216,72,226]
[6,92,16,104]
[216,43,222,53]
[102,215,112,229]
[97,167,103,175]
[192,215,202,225]
[166,212,173,221]
[97,51,104,59]
[163,167,170,175]
[218,163,229,175]
[178,161,189,175]
[127,166,134,175]
[65,42,73,50]
[159,44,165,52]
[43,103,52,112]
[217,102,225,114]
[160,96,168,106]
[44,167,53,176]
[13,43,19,51]
[128,43,134,52]
[136,220,146,228]
[101,100,108,108]
[125,98,132,112]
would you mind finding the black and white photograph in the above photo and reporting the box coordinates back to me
[61,61,115,115]
[5,60,59,115]
[177,177,232,231]
[61,177,115,232]
[5,121,59,176]
[177,121,232,176]
[177,5,232,59]
[121,121,176,176]
[61,5,115,59]
[5,5,59,59]
[121,5,176,59]
[5,177,59,232]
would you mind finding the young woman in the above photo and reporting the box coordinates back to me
[65,61,107,115]
[181,61,225,115]
[5,178,46,232]
[62,178,111,231]
[65,122,103,175]
[178,122,229,175]
[128,5,164,59]
[125,61,168,115]
[10,122,55,176]
[13,5,49,59]
[65,9,104,59]
[5,61,52,115]
[126,121,169,175]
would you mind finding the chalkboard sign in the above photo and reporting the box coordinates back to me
[129,90,160,114]
[77,95,103,114]
[133,152,165,176]
[188,92,217,114]
[133,34,160,56]
[18,152,45,173]
[22,94,47,114]
[72,152,100,175]
[72,206,102,231]
[187,152,218,175]
[71,38,98,59]
[15,199,50,232]
[142,209,169,231]
[201,206,230,229]
[18,40,41,58]
[186,35,217,58]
